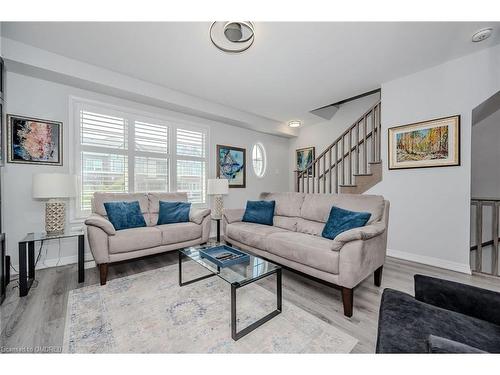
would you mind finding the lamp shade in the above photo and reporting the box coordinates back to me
[32,173,77,199]
[207,178,229,195]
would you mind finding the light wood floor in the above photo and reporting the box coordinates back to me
[1,251,499,353]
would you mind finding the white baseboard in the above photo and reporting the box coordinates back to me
[387,248,472,275]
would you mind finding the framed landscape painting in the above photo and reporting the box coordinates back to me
[7,114,63,166]
[296,146,315,176]
[217,144,246,188]
[388,115,460,170]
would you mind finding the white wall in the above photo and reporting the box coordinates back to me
[288,92,380,188]
[471,108,500,198]
[3,72,290,269]
[369,43,500,273]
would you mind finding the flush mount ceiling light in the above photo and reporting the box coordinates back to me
[472,27,493,42]
[210,22,255,53]
[288,120,301,128]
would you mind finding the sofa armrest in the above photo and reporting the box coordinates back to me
[427,335,486,354]
[85,214,116,235]
[190,208,211,224]
[334,221,385,244]
[223,208,245,224]
[415,275,500,326]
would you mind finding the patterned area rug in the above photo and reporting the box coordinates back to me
[63,262,357,353]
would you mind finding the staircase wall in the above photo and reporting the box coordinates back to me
[288,92,380,190]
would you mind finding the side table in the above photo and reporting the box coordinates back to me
[18,230,85,297]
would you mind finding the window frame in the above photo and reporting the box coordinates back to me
[69,96,209,222]
[251,142,267,178]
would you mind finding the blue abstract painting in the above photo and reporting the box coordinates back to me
[217,145,246,188]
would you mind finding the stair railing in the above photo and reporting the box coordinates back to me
[294,101,381,194]
[470,198,499,276]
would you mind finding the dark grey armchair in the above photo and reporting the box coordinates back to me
[376,274,500,353]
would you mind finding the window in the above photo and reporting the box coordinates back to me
[252,143,266,177]
[74,100,208,218]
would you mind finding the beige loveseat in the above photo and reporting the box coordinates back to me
[223,192,389,317]
[85,192,211,285]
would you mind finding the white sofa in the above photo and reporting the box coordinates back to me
[223,192,389,317]
[85,192,211,285]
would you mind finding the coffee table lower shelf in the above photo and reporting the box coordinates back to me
[178,250,282,341]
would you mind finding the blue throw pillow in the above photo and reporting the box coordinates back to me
[321,206,371,240]
[157,201,191,225]
[242,200,275,226]
[103,201,147,231]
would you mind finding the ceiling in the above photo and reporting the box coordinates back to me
[3,22,500,127]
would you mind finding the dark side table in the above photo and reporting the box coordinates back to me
[18,230,85,297]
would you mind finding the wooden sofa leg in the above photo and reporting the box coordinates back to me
[99,263,108,286]
[341,287,353,317]
[374,266,383,287]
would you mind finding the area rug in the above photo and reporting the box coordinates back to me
[63,262,357,353]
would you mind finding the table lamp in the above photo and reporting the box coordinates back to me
[32,173,77,235]
[207,178,229,219]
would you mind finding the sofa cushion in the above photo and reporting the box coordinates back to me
[156,222,202,245]
[300,193,384,224]
[242,200,275,226]
[296,218,324,236]
[376,289,500,353]
[93,192,149,217]
[226,222,288,249]
[273,216,298,232]
[265,232,340,274]
[104,201,147,231]
[157,201,191,225]
[322,206,371,240]
[260,192,305,217]
[108,226,162,254]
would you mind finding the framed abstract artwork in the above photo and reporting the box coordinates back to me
[217,145,246,188]
[7,114,63,166]
[388,115,460,170]
[296,146,315,176]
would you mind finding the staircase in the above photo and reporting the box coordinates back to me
[294,101,382,194]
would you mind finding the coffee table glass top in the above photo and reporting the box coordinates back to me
[181,242,281,285]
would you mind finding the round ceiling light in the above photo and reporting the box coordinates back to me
[288,120,301,128]
[472,28,493,42]
[210,22,255,53]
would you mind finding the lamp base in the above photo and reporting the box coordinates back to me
[45,200,66,235]
[213,195,224,220]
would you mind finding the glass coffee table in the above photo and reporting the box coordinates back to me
[178,242,282,341]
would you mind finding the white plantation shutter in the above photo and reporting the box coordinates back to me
[176,127,207,204]
[76,101,208,217]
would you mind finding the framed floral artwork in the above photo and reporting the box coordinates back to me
[7,114,63,166]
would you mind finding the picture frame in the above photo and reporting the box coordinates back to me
[7,114,63,166]
[388,115,460,170]
[296,146,315,176]
[216,144,246,188]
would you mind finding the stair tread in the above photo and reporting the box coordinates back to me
[339,184,357,187]
[368,160,382,165]
[353,173,373,177]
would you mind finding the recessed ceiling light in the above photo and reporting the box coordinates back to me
[210,22,255,53]
[472,28,493,43]
[288,120,301,128]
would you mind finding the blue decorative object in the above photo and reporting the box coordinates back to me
[157,201,191,225]
[242,200,275,226]
[321,206,371,240]
[199,245,250,268]
[103,201,146,231]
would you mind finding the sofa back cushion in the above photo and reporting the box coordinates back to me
[273,216,298,232]
[259,192,305,217]
[300,193,384,225]
[92,192,149,221]
[148,192,188,226]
